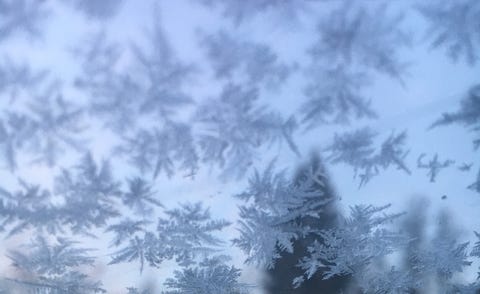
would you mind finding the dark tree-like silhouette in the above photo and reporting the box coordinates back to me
[264,155,353,294]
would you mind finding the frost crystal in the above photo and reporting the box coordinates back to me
[118,123,198,179]
[109,202,230,271]
[201,31,293,89]
[325,127,410,186]
[431,84,480,150]
[7,235,105,293]
[0,0,48,41]
[163,257,250,294]
[196,84,298,179]
[311,2,410,81]
[301,66,376,127]
[417,153,454,182]
[418,0,480,65]
[27,92,87,166]
[295,204,404,285]
[193,0,306,25]
[234,160,333,269]
[55,152,121,235]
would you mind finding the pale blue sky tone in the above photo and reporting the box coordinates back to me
[0,0,479,292]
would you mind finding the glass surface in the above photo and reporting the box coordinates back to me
[0,0,478,293]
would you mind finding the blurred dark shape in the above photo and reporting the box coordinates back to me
[441,195,447,200]
[264,154,353,294]
[400,198,479,293]
[127,287,152,294]
[400,197,429,293]
[126,278,156,294]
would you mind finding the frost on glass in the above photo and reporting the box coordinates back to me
[0,0,479,293]
[193,0,307,25]
[324,127,410,186]
[233,158,334,269]
[201,30,294,90]
[108,202,230,272]
[195,84,299,179]
[117,123,198,179]
[0,0,48,42]
[6,236,105,293]
[418,0,480,66]
[163,257,250,294]
[417,153,455,182]
[295,204,404,285]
